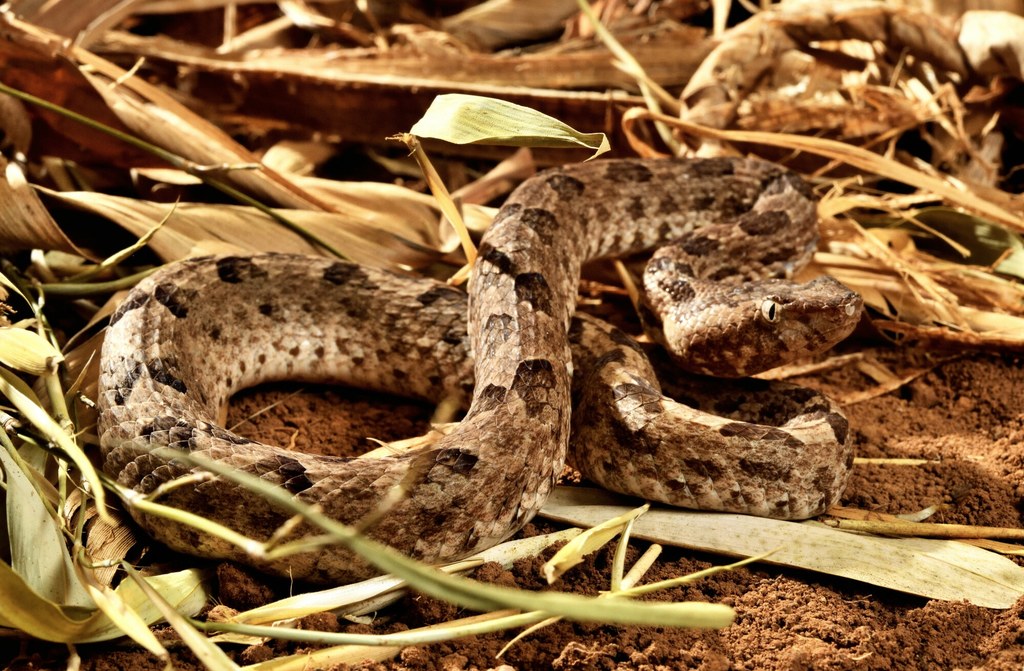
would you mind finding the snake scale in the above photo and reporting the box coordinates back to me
[98,158,862,583]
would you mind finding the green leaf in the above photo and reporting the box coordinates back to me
[411,94,610,158]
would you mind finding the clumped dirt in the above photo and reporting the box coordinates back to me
[13,345,1024,671]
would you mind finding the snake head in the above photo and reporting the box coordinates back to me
[649,276,863,377]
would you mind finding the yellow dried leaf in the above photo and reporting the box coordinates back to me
[0,327,64,375]
[543,503,648,584]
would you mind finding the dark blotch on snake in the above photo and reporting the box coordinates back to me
[153,283,189,318]
[826,412,849,444]
[545,173,586,198]
[608,327,646,354]
[485,313,515,342]
[323,262,370,286]
[718,422,762,439]
[763,171,814,200]
[258,303,275,317]
[612,380,663,414]
[739,458,791,482]
[441,327,464,346]
[493,202,523,223]
[605,161,654,183]
[663,278,696,302]
[110,292,151,325]
[139,416,178,438]
[510,359,557,417]
[681,458,726,481]
[276,457,313,494]
[514,273,552,314]
[209,326,221,341]
[679,235,719,257]
[469,384,507,416]
[206,423,253,446]
[626,197,646,221]
[435,448,479,475]
[690,157,737,178]
[690,192,716,210]
[216,257,267,284]
[738,210,790,237]
[416,286,462,306]
[592,349,627,373]
[145,358,187,395]
[520,208,561,246]
[478,244,516,275]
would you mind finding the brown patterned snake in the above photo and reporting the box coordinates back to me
[98,158,862,583]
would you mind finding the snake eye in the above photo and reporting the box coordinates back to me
[759,299,781,323]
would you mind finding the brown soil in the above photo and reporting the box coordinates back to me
[11,344,1024,671]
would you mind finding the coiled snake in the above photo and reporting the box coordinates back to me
[98,158,862,583]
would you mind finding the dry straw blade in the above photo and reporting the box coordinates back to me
[227,529,582,626]
[541,487,1024,609]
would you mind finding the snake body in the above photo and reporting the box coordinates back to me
[98,158,861,582]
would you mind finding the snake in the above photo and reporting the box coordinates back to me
[97,157,862,583]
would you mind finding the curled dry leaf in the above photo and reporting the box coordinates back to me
[0,156,83,256]
[958,10,1024,79]
[442,0,580,51]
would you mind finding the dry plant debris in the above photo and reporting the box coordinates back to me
[0,0,1023,669]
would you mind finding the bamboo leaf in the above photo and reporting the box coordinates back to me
[0,368,106,515]
[0,327,64,375]
[0,446,90,608]
[541,487,1024,609]
[0,557,206,644]
[411,94,610,158]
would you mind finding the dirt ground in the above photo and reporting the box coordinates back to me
[6,339,1024,670]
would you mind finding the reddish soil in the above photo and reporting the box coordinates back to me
[8,344,1024,671]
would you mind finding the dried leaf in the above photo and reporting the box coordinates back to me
[541,487,1024,609]
[0,156,83,256]
[959,10,1024,79]
[0,446,90,608]
[543,504,648,584]
[0,327,64,375]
